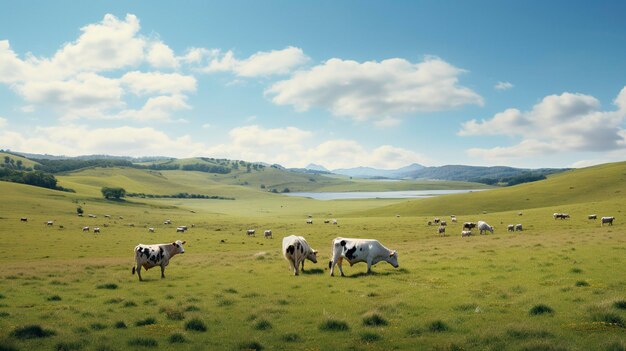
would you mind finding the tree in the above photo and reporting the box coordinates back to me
[76,206,84,215]
[16,160,23,170]
[4,156,9,164]
[101,187,126,200]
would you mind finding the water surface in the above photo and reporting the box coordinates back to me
[283,189,485,200]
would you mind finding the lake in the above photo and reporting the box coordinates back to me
[283,189,486,200]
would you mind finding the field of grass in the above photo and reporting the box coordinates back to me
[1,162,625,350]
[0,151,41,169]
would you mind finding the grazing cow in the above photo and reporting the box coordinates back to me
[282,235,318,276]
[104,215,111,219]
[553,213,570,220]
[88,214,97,218]
[82,226,90,232]
[94,227,101,233]
[477,221,494,235]
[451,217,457,223]
[46,221,54,226]
[438,226,446,236]
[191,224,195,228]
[119,216,124,219]
[434,218,440,224]
[332,219,338,225]
[247,229,255,236]
[396,214,400,218]
[515,224,523,231]
[176,226,187,233]
[148,227,155,233]
[440,221,447,226]
[588,214,597,220]
[264,230,272,239]
[461,230,472,237]
[601,217,615,226]
[518,212,523,216]
[324,220,330,224]
[507,224,514,232]
[329,237,398,276]
[132,240,186,281]
[20,217,28,222]
[306,219,313,224]
[463,222,476,230]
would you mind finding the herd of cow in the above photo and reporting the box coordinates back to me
[21,210,617,280]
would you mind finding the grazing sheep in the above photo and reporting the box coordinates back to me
[247,229,255,236]
[518,212,523,216]
[440,221,447,226]
[88,214,97,218]
[20,217,28,222]
[434,218,440,224]
[438,226,446,236]
[104,215,111,219]
[515,224,523,231]
[554,213,570,220]
[82,226,90,232]
[306,219,313,224]
[601,217,615,226]
[588,214,597,220]
[507,224,514,232]
[477,221,494,235]
[264,230,272,239]
[461,230,472,237]
[148,227,155,233]
[94,227,101,233]
[46,220,54,226]
[451,217,457,223]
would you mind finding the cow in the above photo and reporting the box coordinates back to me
[247,229,255,236]
[554,213,570,220]
[148,227,155,233]
[77,213,83,217]
[438,226,446,236]
[104,215,111,219]
[20,217,28,222]
[451,217,457,223]
[132,240,186,281]
[440,221,447,226]
[82,226,90,232]
[332,219,338,225]
[329,237,398,277]
[324,220,330,224]
[164,219,172,225]
[463,222,476,230]
[94,227,101,233]
[515,224,523,231]
[434,218,440,224]
[518,212,523,216]
[461,230,472,237]
[176,226,187,233]
[88,214,97,218]
[264,230,272,239]
[477,221,494,235]
[46,221,54,226]
[507,224,514,232]
[601,217,615,226]
[588,214,597,220]
[306,219,313,224]
[282,235,318,276]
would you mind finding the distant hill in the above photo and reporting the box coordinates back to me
[333,163,425,179]
[305,163,330,172]
[405,165,566,183]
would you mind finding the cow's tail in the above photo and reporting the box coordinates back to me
[328,261,332,269]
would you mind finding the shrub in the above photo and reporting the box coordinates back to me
[10,325,56,339]
[360,332,381,342]
[127,338,158,347]
[135,317,156,326]
[363,314,388,327]
[570,267,583,273]
[168,333,186,343]
[529,304,554,315]
[185,318,207,332]
[47,295,62,301]
[428,320,450,332]
[123,301,137,307]
[114,321,127,329]
[96,283,118,290]
[613,300,626,310]
[319,319,349,332]
[575,280,590,287]
[254,319,272,330]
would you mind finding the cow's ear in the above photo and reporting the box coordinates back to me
[172,242,177,246]
[313,250,318,254]
[182,241,186,245]
[389,250,396,257]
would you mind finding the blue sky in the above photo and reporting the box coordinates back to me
[1,1,625,169]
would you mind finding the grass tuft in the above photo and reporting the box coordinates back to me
[613,299,626,310]
[360,332,381,342]
[168,333,187,343]
[10,325,56,339]
[319,319,350,332]
[570,267,583,274]
[127,338,158,347]
[135,317,156,326]
[406,325,422,337]
[575,280,590,287]
[123,300,137,307]
[529,304,554,315]
[55,341,83,351]
[114,321,127,329]
[591,311,625,327]
[506,327,554,339]
[185,318,207,332]
[519,341,569,351]
[363,313,388,327]
[185,305,200,312]
[47,295,62,301]
[90,323,107,330]
[281,333,301,342]
[605,341,626,351]
[96,283,118,290]
[160,307,185,320]
[237,341,263,351]
[428,320,450,332]
[254,319,272,330]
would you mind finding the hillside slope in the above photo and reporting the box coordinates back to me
[357,161,626,216]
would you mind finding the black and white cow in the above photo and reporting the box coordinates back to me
[463,222,476,230]
[132,240,186,281]
[601,217,615,226]
[329,237,398,277]
[264,230,272,239]
[282,235,318,276]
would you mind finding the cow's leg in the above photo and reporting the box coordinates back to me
[301,259,305,272]
[136,265,143,281]
[160,265,165,279]
[289,257,298,276]
[366,258,373,274]
[337,257,345,277]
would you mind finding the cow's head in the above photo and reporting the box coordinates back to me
[307,249,318,263]
[172,240,186,254]
[387,250,399,268]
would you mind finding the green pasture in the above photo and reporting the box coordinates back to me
[1,162,625,351]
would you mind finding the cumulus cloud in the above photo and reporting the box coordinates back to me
[203,46,309,77]
[147,41,178,68]
[265,57,483,124]
[0,116,7,127]
[121,71,196,96]
[495,81,513,90]
[118,95,191,121]
[461,87,626,161]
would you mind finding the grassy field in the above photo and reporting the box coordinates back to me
[1,162,625,351]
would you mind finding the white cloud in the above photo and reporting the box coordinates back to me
[461,87,626,161]
[0,116,7,127]
[201,123,211,129]
[266,57,483,124]
[495,81,514,90]
[0,125,204,157]
[121,71,196,96]
[118,95,191,121]
[147,41,178,68]
[374,116,402,128]
[204,46,309,77]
